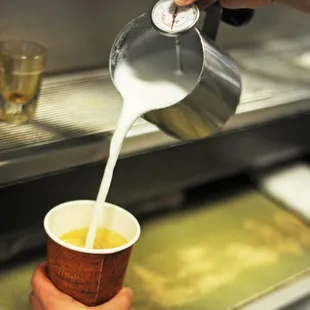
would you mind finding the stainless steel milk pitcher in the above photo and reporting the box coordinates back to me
[110,2,254,141]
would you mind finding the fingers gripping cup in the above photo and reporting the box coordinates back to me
[44,200,140,306]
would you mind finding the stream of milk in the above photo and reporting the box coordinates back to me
[85,45,201,249]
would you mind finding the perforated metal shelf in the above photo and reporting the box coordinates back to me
[1,38,310,185]
[2,38,310,153]
[0,70,145,152]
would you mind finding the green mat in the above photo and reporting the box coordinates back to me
[0,260,39,310]
[125,190,310,310]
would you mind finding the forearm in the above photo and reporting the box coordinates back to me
[275,0,310,13]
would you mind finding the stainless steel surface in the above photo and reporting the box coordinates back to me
[2,34,310,185]
[257,163,310,222]
[0,1,308,73]
[0,69,176,185]
[0,3,309,184]
[285,298,310,310]
[0,70,136,151]
[110,13,241,141]
[175,37,183,72]
[241,274,310,310]
[0,1,308,184]
[0,0,156,73]
[2,36,308,152]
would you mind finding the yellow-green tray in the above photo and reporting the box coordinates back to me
[125,190,310,310]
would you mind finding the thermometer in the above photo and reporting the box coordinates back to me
[151,0,199,72]
[151,0,200,37]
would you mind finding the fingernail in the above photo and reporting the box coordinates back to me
[29,292,43,310]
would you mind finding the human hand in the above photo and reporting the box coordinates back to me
[174,0,310,14]
[175,0,273,9]
[30,262,133,310]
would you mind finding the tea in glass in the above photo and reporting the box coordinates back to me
[0,41,47,125]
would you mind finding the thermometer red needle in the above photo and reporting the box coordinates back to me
[171,7,178,30]
[151,0,199,36]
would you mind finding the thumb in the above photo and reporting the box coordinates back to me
[175,0,196,5]
[175,0,217,8]
[95,288,133,310]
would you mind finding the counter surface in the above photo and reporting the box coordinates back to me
[0,190,310,310]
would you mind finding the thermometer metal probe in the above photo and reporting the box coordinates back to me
[151,0,200,72]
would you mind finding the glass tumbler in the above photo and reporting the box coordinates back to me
[0,40,47,125]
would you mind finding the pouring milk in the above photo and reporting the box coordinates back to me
[85,32,202,249]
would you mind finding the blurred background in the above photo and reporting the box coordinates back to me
[0,1,310,309]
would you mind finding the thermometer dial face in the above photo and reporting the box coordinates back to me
[151,0,200,36]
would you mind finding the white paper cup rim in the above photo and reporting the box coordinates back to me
[44,200,141,255]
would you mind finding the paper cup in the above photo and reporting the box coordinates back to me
[44,200,140,306]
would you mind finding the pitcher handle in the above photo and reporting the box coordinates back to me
[222,8,255,27]
[201,1,255,40]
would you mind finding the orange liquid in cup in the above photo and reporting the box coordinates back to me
[60,228,127,249]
